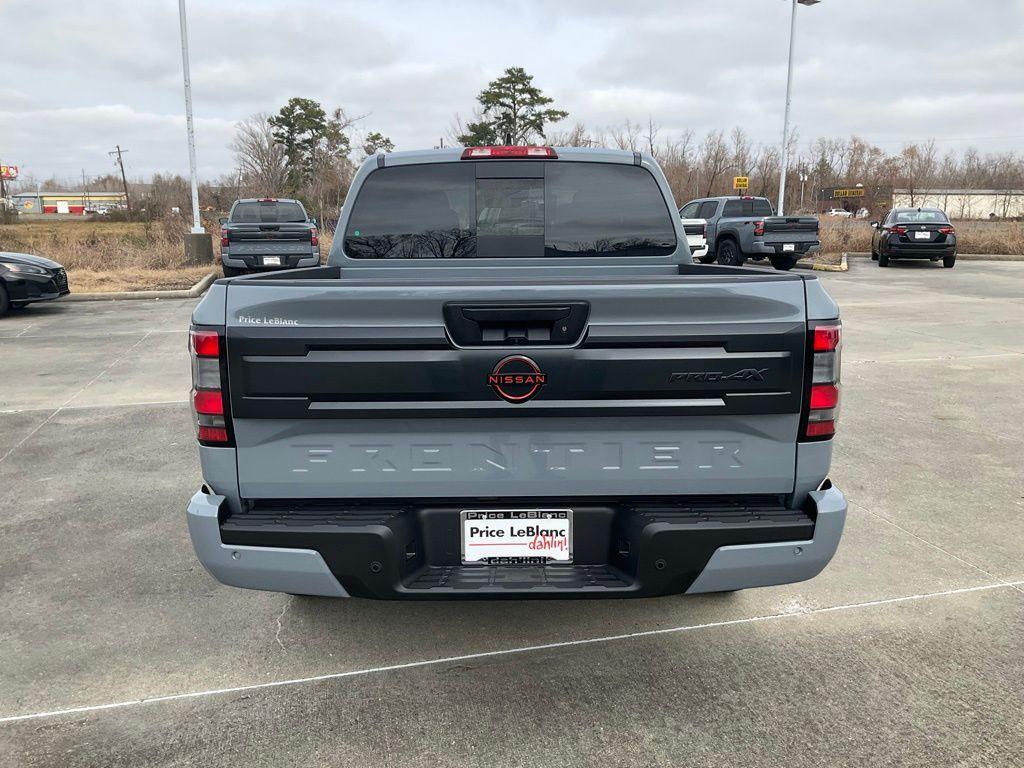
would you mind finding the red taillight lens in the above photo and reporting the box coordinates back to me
[220,228,229,248]
[753,220,765,237]
[813,324,841,352]
[461,146,558,160]
[803,322,841,441]
[890,225,907,235]
[192,389,224,415]
[810,383,839,410]
[197,426,229,443]
[310,227,319,247]
[190,328,232,445]
[939,226,955,235]
[190,330,219,358]
[805,419,835,438]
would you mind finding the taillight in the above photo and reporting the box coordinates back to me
[310,227,319,247]
[939,226,955,235]
[753,220,765,236]
[890,225,907,235]
[190,328,232,446]
[220,228,229,248]
[803,321,841,440]
[460,146,558,159]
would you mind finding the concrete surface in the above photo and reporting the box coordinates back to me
[1,261,1022,766]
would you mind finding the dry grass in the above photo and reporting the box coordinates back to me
[819,218,1024,255]
[0,219,216,293]
[68,267,212,293]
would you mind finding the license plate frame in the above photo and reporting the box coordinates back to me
[461,509,573,565]
[782,243,796,252]
[262,255,282,266]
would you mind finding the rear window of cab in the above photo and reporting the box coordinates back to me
[343,162,677,259]
[893,210,948,223]
[231,201,306,223]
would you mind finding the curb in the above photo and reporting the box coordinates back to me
[795,253,848,272]
[61,271,218,302]
[846,251,1024,262]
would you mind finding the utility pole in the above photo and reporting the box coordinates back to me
[777,0,821,216]
[82,169,89,213]
[109,145,131,213]
[178,0,203,234]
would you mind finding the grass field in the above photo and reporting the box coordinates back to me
[0,218,1018,293]
[0,220,215,292]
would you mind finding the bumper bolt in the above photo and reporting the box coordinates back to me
[370,561,383,574]
[655,558,667,571]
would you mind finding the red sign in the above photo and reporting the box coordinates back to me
[0,165,18,180]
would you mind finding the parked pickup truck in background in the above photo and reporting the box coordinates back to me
[187,145,846,600]
[680,195,820,270]
[219,198,320,277]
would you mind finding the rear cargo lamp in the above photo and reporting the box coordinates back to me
[310,227,319,247]
[803,322,841,440]
[460,146,558,160]
[189,328,233,446]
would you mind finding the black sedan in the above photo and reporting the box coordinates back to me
[870,208,957,268]
[0,252,70,316]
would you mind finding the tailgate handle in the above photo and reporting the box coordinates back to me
[444,302,589,346]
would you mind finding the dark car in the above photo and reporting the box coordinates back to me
[219,198,321,277]
[0,251,70,317]
[871,208,957,268]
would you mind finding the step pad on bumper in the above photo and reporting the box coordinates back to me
[407,564,631,592]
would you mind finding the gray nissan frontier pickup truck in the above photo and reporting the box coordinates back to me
[186,145,846,599]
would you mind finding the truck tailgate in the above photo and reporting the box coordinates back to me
[228,223,312,254]
[223,273,808,500]
[764,216,819,244]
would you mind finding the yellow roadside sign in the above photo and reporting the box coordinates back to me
[733,176,749,190]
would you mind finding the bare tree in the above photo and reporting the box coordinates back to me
[232,114,289,197]
[698,130,729,196]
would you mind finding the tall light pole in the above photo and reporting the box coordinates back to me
[178,0,203,234]
[776,0,819,216]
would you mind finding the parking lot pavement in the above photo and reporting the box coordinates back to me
[1,261,1022,766]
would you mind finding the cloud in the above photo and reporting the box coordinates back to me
[2,0,1022,181]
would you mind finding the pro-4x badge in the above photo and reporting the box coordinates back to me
[669,368,769,383]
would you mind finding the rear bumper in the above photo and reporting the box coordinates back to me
[886,242,956,258]
[186,485,846,599]
[221,252,320,270]
[750,241,820,257]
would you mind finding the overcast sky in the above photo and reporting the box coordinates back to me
[2,0,1023,185]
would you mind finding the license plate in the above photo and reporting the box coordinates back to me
[263,256,282,265]
[914,231,930,240]
[782,243,796,252]
[461,509,572,564]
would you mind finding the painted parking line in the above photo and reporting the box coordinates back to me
[0,331,153,465]
[2,579,1021,726]
[0,400,188,415]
